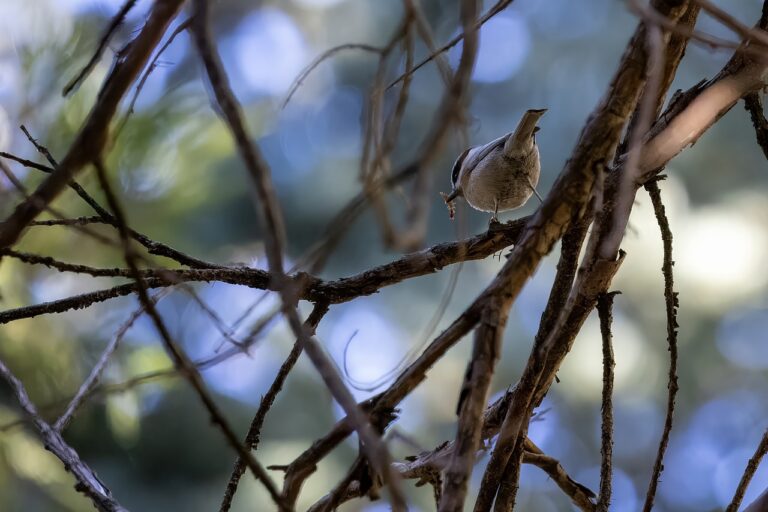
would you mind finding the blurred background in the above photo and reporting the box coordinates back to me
[1,0,768,510]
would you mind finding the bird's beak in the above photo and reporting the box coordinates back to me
[443,189,460,203]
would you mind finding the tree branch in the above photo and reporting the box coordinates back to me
[0,0,185,250]
[642,177,680,512]
[93,159,288,510]
[744,92,768,160]
[726,429,768,512]
[0,358,128,512]
[62,0,139,96]
[596,292,619,512]
[218,303,329,512]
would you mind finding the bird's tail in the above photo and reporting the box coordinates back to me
[504,108,547,156]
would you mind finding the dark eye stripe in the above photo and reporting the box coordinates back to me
[451,148,470,187]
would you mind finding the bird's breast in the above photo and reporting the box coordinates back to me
[461,147,540,213]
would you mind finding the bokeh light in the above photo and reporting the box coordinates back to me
[717,306,768,369]
[234,9,309,97]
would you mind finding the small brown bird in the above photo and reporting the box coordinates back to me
[442,108,546,222]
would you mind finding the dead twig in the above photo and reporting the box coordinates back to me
[596,292,619,512]
[642,177,680,512]
[62,0,139,96]
[0,0,185,250]
[282,43,383,110]
[744,92,768,160]
[0,358,128,512]
[52,290,169,432]
[218,303,329,512]
[727,430,768,512]
[92,159,288,510]
[190,0,406,506]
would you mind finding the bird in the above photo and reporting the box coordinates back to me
[442,108,546,222]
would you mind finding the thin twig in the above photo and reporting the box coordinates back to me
[0,358,128,511]
[190,1,406,506]
[0,151,53,172]
[17,125,221,269]
[29,216,108,227]
[218,303,329,512]
[92,159,288,510]
[114,17,193,140]
[281,43,383,109]
[596,292,619,512]
[744,92,768,160]
[0,0,185,250]
[53,290,169,432]
[692,0,768,49]
[387,0,515,89]
[62,0,139,96]
[642,177,679,512]
[727,430,768,512]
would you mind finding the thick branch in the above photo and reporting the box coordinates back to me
[440,296,507,511]
[1,219,526,325]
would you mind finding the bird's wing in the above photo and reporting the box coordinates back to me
[462,134,509,178]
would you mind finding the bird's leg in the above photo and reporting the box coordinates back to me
[490,199,500,225]
[526,176,544,204]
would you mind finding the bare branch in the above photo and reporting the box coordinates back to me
[641,177,680,512]
[190,0,406,506]
[727,430,768,512]
[596,292,619,512]
[62,0,139,96]
[440,295,506,511]
[0,358,128,512]
[53,290,168,432]
[218,303,329,512]
[0,218,527,327]
[523,439,596,512]
[92,159,288,510]
[316,436,596,512]
[279,309,482,506]
[744,92,768,159]
[282,43,383,110]
[0,0,185,250]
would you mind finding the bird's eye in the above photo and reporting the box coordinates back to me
[451,148,470,187]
